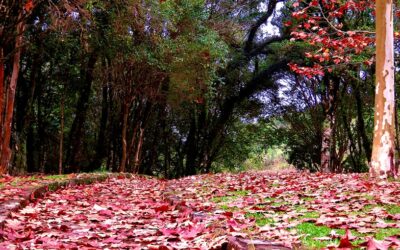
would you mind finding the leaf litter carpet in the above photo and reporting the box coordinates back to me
[0,172,400,249]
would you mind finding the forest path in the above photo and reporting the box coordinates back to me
[1,172,400,249]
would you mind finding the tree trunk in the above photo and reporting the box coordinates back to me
[58,92,64,175]
[320,77,339,173]
[133,127,145,174]
[0,48,5,161]
[371,0,397,178]
[119,100,129,172]
[320,120,333,172]
[0,19,24,174]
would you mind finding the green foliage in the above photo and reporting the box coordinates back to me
[212,119,293,173]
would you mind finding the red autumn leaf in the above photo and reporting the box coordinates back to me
[154,204,170,212]
[338,229,354,248]
[24,0,34,12]
[59,224,70,232]
[359,237,390,250]
[99,209,113,217]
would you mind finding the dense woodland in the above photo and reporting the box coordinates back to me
[0,0,399,178]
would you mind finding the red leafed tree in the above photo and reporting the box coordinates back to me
[0,1,33,175]
[370,0,397,179]
[288,0,374,75]
[288,0,399,177]
[287,0,377,172]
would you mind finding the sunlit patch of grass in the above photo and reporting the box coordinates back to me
[295,205,307,212]
[229,190,249,196]
[245,212,274,226]
[361,204,374,212]
[363,195,374,201]
[45,175,67,180]
[264,197,276,202]
[302,196,315,202]
[220,204,238,211]
[212,190,248,204]
[375,228,400,240]
[300,211,320,219]
[271,201,288,206]
[384,204,400,214]
[295,223,344,249]
[211,196,233,203]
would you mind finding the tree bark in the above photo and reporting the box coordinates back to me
[133,127,145,174]
[0,48,4,170]
[0,19,24,174]
[59,92,64,175]
[320,76,339,173]
[119,100,129,173]
[371,0,397,178]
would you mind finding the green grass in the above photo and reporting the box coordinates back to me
[361,204,374,212]
[219,204,239,211]
[363,195,375,201]
[211,196,233,203]
[245,212,274,226]
[229,190,249,196]
[295,223,344,249]
[300,211,320,219]
[384,204,400,214]
[212,190,249,204]
[45,174,67,180]
[375,228,400,240]
[302,197,315,202]
[271,201,288,206]
[295,205,307,212]
[264,197,276,202]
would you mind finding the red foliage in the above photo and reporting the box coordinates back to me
[288,0,375,77]
[24,0,34,12]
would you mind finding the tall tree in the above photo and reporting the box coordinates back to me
[370,0,397,178]
[0,1,32,174]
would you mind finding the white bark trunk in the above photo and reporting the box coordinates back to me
[371,0,397,178]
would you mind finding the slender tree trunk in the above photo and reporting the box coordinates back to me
[119,100,129,172]
[133,127,145,173]
[371,0,397,178]
[320,78,339,173]
[0,19,24,174]
[59,92,64,175]
[0,49,4,169]
[320,120,332,172]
